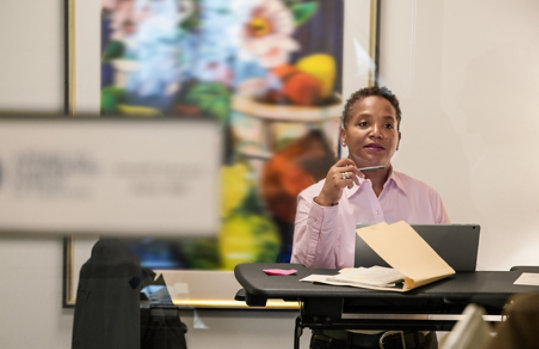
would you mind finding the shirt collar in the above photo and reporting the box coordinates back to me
[344,165,407,198]
[388,167,407,195]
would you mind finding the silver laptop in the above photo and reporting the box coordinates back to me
[354,224,480,272]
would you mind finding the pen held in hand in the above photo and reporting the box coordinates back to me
[359,165,385,172]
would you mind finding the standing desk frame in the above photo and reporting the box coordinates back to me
[235,263,539,349]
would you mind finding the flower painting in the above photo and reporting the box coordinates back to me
[100,0,344,270]
[240,0,300,68]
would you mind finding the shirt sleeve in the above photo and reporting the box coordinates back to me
[431,188,451,224]
[290,189,340,268]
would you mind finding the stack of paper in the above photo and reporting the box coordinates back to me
[300,221,456,292]
[301,266,406,291]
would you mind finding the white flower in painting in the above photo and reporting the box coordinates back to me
[103,0,137,41]
[240,0,299,68]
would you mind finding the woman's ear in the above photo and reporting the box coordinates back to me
[340,127,347,147]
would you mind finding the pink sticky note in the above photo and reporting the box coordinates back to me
[263,268,297,276]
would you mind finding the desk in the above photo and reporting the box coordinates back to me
[234,263,539,349]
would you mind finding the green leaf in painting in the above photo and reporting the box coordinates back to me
[184,82,230,123]
[181,237,221,270]
[291,2,318,26]
[101,86,126,114]
[180,0,201,31]
[102,40,125,61]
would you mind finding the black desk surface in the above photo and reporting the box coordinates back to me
[234,263,539,314]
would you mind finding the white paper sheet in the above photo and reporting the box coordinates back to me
[513,272,539,286]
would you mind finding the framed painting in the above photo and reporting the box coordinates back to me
[63,0,380,308]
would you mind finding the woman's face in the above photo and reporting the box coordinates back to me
[341,95,401,168]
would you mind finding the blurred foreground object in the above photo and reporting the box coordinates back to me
[487,294,539,349]
[440,304,491,349]
[0,117,220,237]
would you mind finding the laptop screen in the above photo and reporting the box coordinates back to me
[354,224,480,272]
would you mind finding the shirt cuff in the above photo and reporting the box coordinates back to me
[313,196,339,207]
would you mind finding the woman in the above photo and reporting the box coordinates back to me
[291,86,448,348]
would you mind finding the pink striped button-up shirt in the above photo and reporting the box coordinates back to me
[291,169,450,269]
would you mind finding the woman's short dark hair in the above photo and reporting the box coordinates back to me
[342,86,402,130]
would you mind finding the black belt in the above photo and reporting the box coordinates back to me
[311,329,433,349]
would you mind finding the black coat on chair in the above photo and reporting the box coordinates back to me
[72,238,154,349]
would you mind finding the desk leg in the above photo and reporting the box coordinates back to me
[294,316,303,349]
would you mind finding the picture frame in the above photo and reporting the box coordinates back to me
[63,0,380,308]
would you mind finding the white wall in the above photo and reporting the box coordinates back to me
[0,0,64,112]
[0,0,73,348]
[2,0,539,348]
[373,0,539,270]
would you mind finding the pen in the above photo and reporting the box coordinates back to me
[359,165,385,172]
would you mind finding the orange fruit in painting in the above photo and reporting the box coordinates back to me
[268,64,324,106]
[261,131,336,223]
[271,64,299,79]
[282,72,323,106]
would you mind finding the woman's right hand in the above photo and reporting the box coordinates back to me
[315,158,363,206]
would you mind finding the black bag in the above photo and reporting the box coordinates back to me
[140,273,188,349]
[72,239,188,349]
[141,306,188,349]
[72,239,154,349]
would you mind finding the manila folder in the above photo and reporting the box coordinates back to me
[356,221,455,291]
